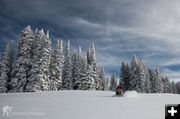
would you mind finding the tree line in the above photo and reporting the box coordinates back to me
[110,55,180,94]
[0,26,108,93]
[0,26,180,94]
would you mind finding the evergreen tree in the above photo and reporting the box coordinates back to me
[120,61,126,90]
[120,62,130,91]
[25,29,51,92]
[109,74,117,91]
[0,40,14,93]
[129,55,141,92]
[9,26,34,92]
[99,68,108,90]
[78,52,94,90]
[62,40,73,90]
[90,43,100,90]
[136,59,146,93]
[49,40,63,91]
[86,49,91,65]
[71,50,77,89]
[148,67,156,93]
[73,47,83,90]
[125,63,131,90]
[140,59,151,93]
[171,81,178,94]
[176,82,180,94]
[161,76,172,93]
[155,67,164,93]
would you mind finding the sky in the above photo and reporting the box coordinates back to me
[1,0,180,82]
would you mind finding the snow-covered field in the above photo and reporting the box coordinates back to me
[0,91,180,119]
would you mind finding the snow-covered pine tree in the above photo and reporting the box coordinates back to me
[120,61,126,90]
[136,59,146,93]
[176,82,180,94]
[125,63,131,90]
[161,76,172,93]
[155,67,164,93]
[140,59,151,93]
[109,74,117,91]
[105,77,109,90]
[120,61,131,91]
[25,29,51,92]
[0,40,14,93]
[78,52,94,90]
[71,50,77,89]
[86,49,91,65]
[89,43,100,90]
[148,67,156,93]
[171,81,178,94]
[99,68,108,90]
[49,40,63,91]
[62,40,73,90]
[9,26,34,92]
[73,47,83,90]
[129,55,141,92]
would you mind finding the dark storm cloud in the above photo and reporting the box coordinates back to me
[1,0,180,81]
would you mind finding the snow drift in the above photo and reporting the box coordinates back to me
[124,91,138,97]
[0,91,180,119]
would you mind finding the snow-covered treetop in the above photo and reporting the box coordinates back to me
[23,25,33,35]
[90,42,96,63]
[132,55,138,62]
[46,30,49,38]
[155,67,160,76]
[78,46,82,57]
[25,25,31,31]
[131,55,139,66]
[84,52,87,61]
[2,40,14,65]
[40,29,45,37]
[65,40,70,58]
[60,40,63,52]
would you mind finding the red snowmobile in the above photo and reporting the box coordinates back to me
[116,85,124,96]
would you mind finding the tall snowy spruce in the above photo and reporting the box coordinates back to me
[120,62,131,91]
[99,68,108,90]
[25,29,51,92]
[176,82,180,94]
[62,40,73,90]
[72,47,94,90]
[49,40,63,91]
[139,59,151,93]
[171,81,178,94]
[135,59,146,93]
[71,50,77,89]
[129,55,142,92]
[161,76,172,93]
[155,67,164,93]
[0,40,14,93]
[147,67,156,93]
[78,52,94,90]
[89,43,100,90]
[72,47,82,90]
[120,62,126,90]
[109,74,117,91]
[9,26,34,92]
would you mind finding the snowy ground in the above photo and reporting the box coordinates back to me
[0,91,180,119]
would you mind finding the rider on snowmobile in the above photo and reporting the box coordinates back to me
[116,85,124,96]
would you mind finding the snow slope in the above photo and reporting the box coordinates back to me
[0,91,180,119]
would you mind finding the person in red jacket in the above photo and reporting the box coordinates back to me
[116,85,124,96]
